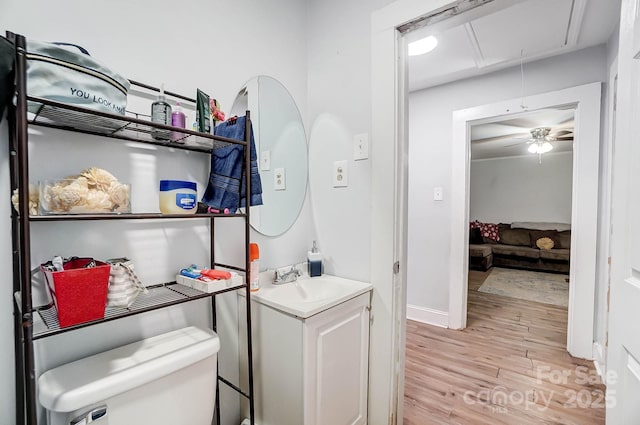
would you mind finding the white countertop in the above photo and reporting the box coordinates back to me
[240,274,372,318]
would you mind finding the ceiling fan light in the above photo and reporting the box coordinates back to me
[540,141,553,153]
[528,141,553,154]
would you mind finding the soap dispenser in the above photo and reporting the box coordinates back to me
[151,83,171,140]
[308,241,322,277]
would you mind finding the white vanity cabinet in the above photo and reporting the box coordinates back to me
[239,290,371,425]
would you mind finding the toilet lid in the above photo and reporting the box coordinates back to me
[38,326,220,412]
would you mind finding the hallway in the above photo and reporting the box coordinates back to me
[404,269,606,424]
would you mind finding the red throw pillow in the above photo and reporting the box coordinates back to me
[480,222,500,242]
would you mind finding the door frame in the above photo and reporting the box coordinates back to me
[449,83,602,359]
[371,1,472,424]
[592,57,617,376]
[372,1,603,423]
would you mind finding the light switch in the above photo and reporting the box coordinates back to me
[274,168,286,190]
[333,160,348,187]
[353,133,369,161]
[260,150,271,171]
[433,186,443,201]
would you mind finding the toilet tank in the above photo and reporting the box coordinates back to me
[39,326,220,425]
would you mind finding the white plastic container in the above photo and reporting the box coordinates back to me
[38,326,220,425]
[40,179,131,214]
[176,272,243,293]
[159,180,197,214]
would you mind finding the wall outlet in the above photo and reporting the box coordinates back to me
[260,150,271,171]
[433,186,443,201]
[353,133,369,161]
[333,160,348,187]
[274,167,286,190]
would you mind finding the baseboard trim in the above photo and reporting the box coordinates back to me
[407,305,448,328]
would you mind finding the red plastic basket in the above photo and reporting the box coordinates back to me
[41,258,111,328]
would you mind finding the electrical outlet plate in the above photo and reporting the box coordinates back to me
[260,150,271,171]
[353,133,369,160]
[333,160,348,187]
[274,167,286,190]
[433,186,443,201]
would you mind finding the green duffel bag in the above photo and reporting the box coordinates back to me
[26,39,130,115]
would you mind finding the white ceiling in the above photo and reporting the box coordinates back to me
[407,0,621,92]
[406,0,620,160]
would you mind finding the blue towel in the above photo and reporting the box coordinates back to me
[202,116,263,213]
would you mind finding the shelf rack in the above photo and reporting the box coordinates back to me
[29,212,248,221]
[7,32,255,425]
[27,95,246,153]
[22,282,244,340]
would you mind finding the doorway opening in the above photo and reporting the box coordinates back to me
[371,0,618,423]
[404,34,604,425]
[448,84,601,359]
[467,107,576,331]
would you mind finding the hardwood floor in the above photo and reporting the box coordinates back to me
[403,269,606,425]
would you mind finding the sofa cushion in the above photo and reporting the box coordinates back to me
[511,222,571,231]
[556,230,571,249]
[492,244,540,259]
[540,249,570,262]
[469,244,492,258]
[469,227,483,244]
[529,230,559,248]
[499,228,531,246]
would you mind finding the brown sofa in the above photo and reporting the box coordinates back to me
[469,223,571,273]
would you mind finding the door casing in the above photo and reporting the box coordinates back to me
[449,83,602,360]
[371,1,605,423]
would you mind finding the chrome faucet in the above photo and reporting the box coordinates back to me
[273,266,301,285]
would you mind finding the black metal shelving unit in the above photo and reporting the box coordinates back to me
[7,32,255,425]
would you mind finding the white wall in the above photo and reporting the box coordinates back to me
[408,45,608,313]
[306,0,393,282]
[306,2,400,425]
[469,152,573,224]
[0,1,309,424]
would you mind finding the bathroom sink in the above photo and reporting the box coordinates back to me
[243,275,372,318]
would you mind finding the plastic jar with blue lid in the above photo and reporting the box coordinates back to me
[159,180,197,214]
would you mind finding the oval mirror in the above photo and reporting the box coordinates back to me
[231,76,308,236]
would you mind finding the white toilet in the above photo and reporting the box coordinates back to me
[38,326,220,425]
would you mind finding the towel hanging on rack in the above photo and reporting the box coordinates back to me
[202,115,263,213]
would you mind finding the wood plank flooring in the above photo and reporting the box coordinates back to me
[403,269,606,425]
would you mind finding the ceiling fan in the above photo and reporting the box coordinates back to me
[470,108,575,159]
[473,119,574,147]
[508,125,573,162]
[471,116,574,162]
[519,127,561,154]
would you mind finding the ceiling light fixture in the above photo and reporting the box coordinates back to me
[408,35,438,56]
[528,140,553,154]
[528,127,555,163]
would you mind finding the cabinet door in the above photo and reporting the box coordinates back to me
[304,293,370,425]
[239,296,304,425]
